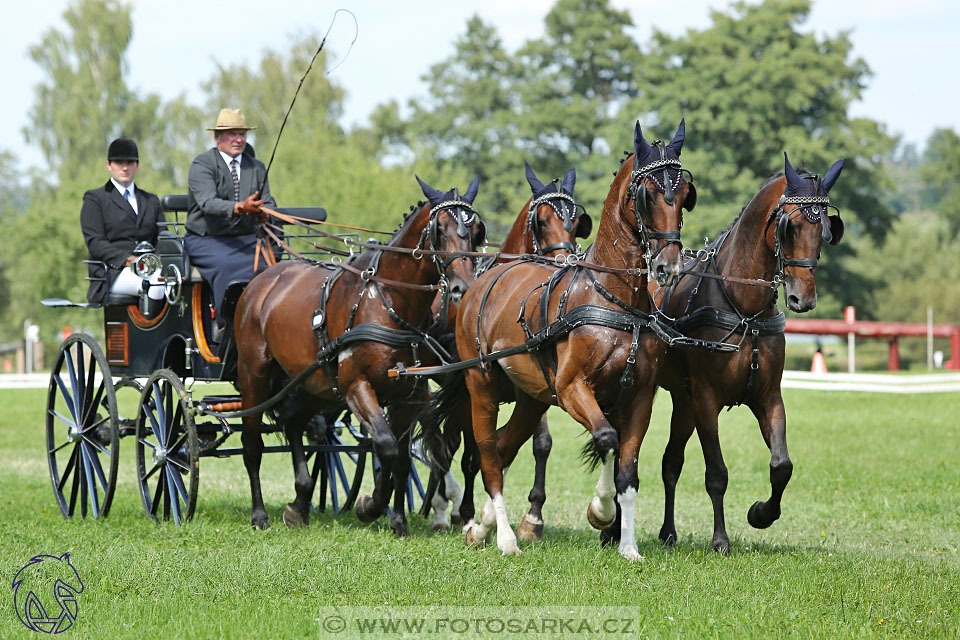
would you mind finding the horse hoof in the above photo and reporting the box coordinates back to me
[450,515,464,528]
[355,495,379,523]
[500,542,522,557]
[712,538,731,556]
[431,523,450,533]
[599,525,620,548]
[747,500,779,529]
[390,514,408,538]
[282,503,308,528]
[251,511,270,530]
[619,547,644,562]
[658,526,677,547]
[516,515,544,542]
[464,522,485,547]
[587,502,615,530]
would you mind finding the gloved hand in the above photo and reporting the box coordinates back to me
[235,191,264,216]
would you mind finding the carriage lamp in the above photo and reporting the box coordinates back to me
[133,241,161,279]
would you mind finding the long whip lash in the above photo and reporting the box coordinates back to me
[257,9,358,196]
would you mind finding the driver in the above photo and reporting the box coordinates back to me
[80,137,166,313]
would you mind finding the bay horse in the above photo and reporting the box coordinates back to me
[429,120,695,560]
[423,162,592,532]
[232,176,484,535]
[646,152,845,554]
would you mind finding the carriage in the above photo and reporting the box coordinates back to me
[42,195,429,525]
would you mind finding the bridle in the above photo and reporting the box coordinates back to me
[526,187,582,256]
[417,189,483,330]
[765,175,841,282]
[626,140,694,264]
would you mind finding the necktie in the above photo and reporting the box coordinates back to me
[230,159,240,201]
[124,189,136,217]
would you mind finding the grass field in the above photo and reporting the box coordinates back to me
[2,385,959,638]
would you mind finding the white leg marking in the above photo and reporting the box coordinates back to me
[444,470,464,518]
[617,487,643,562]
[492,493,520,556]
[430,491,450,530]
[465,497,496,546]
[590,451,616,522]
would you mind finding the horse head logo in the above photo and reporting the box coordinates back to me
[12,553,84,634]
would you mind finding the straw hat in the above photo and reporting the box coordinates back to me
[207,108,256,131]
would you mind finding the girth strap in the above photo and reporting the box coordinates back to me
[674,307,786,336]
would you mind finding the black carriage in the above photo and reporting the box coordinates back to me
[43,196,428,524]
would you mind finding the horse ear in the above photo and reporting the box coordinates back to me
[667,118,685,156]
[416,175,445,204]
[822,158,846,193]
[784,152,802,193]
[463,176,480,203]
[683,181,697,211]
[634,120,651,164]
[524,161,545,194]
[575,212,593,239]
[562,166,576,195]
[475,219,487,246]
[826,215,844,245]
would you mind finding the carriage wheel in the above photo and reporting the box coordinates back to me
[310,420,368,514]
[135,369,198,524]
[46,333,120,519]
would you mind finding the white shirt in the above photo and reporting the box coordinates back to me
[219,150,242,182]
[111,178,138,215]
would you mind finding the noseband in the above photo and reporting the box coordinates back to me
[527,189,581,256]
[626,141,693,264]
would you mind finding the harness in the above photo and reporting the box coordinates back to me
[308,198,478,396]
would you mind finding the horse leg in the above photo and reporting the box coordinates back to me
[238,354,272,529]
[517,416,551,542]
[659,391,696,547]
[281,402,317,527]
[458,424,480,529]
[440,401,469,529]
[343,378,397,523]
[692,401,730,555]
[612,386,657,562]
[388,416,413,538]
[557,382,619,534]
[747,391,792,529]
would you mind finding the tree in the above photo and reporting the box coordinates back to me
[635,0,899,311]
[921,128,960,239]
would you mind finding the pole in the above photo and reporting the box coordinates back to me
[844,305,855,373]
[927,306,934,371]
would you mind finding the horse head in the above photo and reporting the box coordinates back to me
[772,152,845,312]
[628,119,696,286]
[522,161,591,257]
[416,175,485,305]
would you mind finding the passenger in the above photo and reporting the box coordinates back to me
[183,108,278,329]
[80,137,166,312]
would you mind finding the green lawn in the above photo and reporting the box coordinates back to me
[1,385,958,638]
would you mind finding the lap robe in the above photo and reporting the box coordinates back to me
[184,233,277,326]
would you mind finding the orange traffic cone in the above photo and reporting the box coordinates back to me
[811,350,828,374]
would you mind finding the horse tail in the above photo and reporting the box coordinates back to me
[418,368,468,469]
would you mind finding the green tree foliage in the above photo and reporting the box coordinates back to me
[921,128,960,238]
[631,0,897,311]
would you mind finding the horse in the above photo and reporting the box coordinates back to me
[427,120,695,560]
[646,152,845,554]
[422,161,592,533]
[232,176,485,536]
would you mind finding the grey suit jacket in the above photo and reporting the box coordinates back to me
[185,147,276,236]
[80,181,165,303]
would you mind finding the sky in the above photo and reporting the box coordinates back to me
[4,0,959,173]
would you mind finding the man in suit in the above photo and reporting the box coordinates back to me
[80,137,166,311]
[184,108,278,328]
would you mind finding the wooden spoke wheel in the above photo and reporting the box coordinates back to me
[46,333,120,519]
[135,369,198,524]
